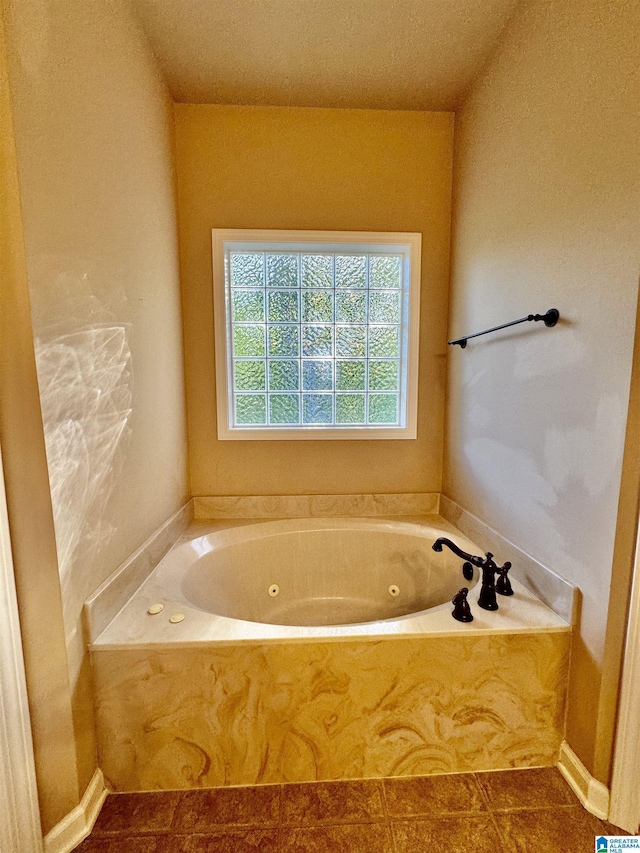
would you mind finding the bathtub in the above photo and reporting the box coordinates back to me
[91,516,568,645]
[89,514,572,791]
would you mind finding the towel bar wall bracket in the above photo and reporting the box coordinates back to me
[448,308,559,348]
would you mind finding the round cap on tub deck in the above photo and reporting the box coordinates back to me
[148,603,164,615]
[169,613,185,624]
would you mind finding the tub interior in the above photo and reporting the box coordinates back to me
[179,522,479,626]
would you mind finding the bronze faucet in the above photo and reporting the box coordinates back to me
[432,537,512,612]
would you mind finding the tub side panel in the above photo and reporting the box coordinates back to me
[92,633,570,791]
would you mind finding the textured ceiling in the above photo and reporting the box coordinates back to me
[132,0,520,110]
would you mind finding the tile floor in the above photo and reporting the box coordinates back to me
[75,767,627,852]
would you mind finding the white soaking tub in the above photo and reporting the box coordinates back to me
[90,516,569,646]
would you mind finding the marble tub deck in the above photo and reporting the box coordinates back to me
[75,767,626,852]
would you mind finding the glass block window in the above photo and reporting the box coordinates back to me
[213,230,421,440]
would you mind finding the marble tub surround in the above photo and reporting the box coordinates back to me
[440,495,578,625]
[92,631,570,791]
[84,501,193,642]
[89,516,570,648]
[75,767,626,852]
[193,492,440,519]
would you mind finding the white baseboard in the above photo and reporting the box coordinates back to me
[557,740,610,820]
[43,768,107,853]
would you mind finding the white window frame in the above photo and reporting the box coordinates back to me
[212,229,421,440]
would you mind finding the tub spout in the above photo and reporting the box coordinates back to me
[432,537,484,567]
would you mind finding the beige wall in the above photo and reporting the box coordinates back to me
[174,104,454,496]
[0,6,79,833]
[4,0,188,823]
[446,0,640,780]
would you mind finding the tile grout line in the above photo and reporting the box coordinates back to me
[92,807,511,837]
[169,788,186,834]
[275,783,282,853]
[380,778,399,853]
[473,772,510,853]
[487,802,585,814]
[385,809,499,821]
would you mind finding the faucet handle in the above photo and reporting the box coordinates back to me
[496,562,514,596]
[452,587,473,622]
